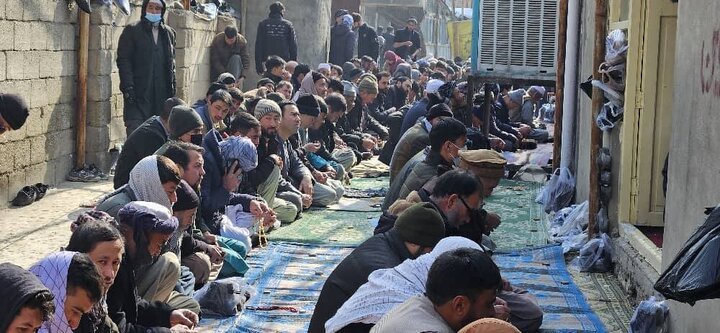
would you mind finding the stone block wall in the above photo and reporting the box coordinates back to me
[0,0,236,208]
[166,9,235,103]
[0,0,78,207]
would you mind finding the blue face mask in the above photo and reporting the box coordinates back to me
[145,13,162,23]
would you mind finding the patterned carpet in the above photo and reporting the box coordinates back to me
[486,179,548,251]
[495,246,606,332]
[569,269,634,332]
[266,208,376,246]
[200,244,608,333]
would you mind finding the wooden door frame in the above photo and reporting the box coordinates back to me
[617,0,645,224]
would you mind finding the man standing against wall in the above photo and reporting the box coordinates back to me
[117,0,176,137]
[393,17,423,61]
[352,13,379,61]
[210,26,250,88]
[255,2,298,75]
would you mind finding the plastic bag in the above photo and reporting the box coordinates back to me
[194,277,256,316]
[549,201,589,253]
[536,167,576,213]
[605,29,629,64]
[578,233,613,272]
[654,205,720,305]
[629,296,669,333]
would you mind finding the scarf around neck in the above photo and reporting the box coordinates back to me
[128,155,172,211]
[29,251,77,333]
[324,237,482,333]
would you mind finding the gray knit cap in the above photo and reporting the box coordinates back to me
[169,106,204,139]
[254,99,281,119]
[507,89,526,106]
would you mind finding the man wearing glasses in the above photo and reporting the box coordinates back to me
[0,94,29,135]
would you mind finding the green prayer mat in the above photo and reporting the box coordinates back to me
[485,179,548,251]
[267,208,377,246]
[347,176,389,191]
[569,268,635,332]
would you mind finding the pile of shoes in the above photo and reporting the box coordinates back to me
[12,183,50,207]
[67,164,109,183]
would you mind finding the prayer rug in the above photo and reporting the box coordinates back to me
[569,269,634,333]
[495,245,607,332]
[347,176,389,191]
[486,179,548,251]
[267,208,376,246]
[199,242,354,332]
[201,244,608,333]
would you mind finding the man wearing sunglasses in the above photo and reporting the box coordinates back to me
[0,93,29,135]
[376,170,483,236]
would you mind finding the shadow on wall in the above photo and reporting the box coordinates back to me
[0,0,81,207]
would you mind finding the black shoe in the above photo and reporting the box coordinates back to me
[33,183,50,201]
[75,0,92,14]
[12,186,37,207]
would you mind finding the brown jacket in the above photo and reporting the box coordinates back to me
[210,32,250,79]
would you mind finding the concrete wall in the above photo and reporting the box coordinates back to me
[0,1,234,208]
[241,0,331,91]
[0,0,78,207]
[662,0,720,331]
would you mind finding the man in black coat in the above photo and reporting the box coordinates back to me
[308,203,446,333]
[113,97,189,189]
[393,17,423,61]
[351,13,379,61]
[254,2,298,74]
[117,0,176,137]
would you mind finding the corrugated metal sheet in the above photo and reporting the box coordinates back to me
[476,0,558,80]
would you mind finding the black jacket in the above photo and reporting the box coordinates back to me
[113,116,168,189]
[356,23,379,60]
[255,13,298,73]
[384,86,407,110]
[106,256,174,333]
[308,229,413,333]
[329,24,356,66]
[116,0,176,121]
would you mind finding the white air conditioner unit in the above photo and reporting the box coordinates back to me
[475,0,558,81]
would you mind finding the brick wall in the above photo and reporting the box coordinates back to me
[0,1,235,208]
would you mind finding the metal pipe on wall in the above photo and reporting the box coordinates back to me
[559,0,581,170]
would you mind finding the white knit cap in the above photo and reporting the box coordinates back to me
[148,0,164,7]
[425,79,445,94]
[318,63,331,71]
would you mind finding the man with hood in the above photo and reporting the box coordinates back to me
[0,263,55,333]
[329,14,357,66]
[117,0,176,137]
[108,202,199,333]
[255,2,298,75]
